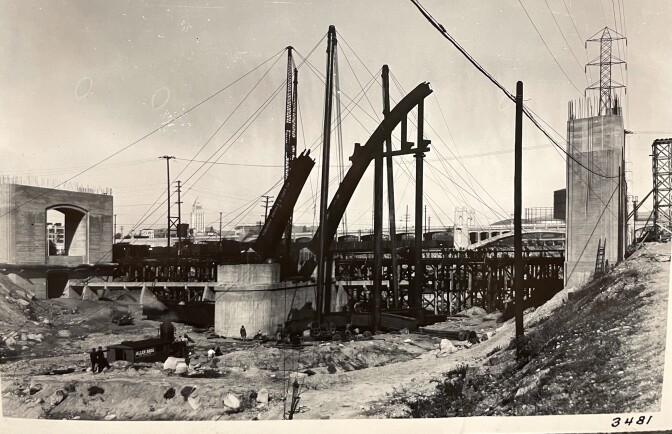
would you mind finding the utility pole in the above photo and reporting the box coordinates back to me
[219,211,223,257]
[372,63,385,332]
[424,205,427,233]
[382,64,399,308]
[219,212,223,242]
[114,214,117,243]
[617,165,623,261]
[316,26,337,325]
[176,180,182,253]
[514,81,525,356]
[413,99,427,309]
[159,155,176,247]
[261,195,274,223]
[405,205,409,235]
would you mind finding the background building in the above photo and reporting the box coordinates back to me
[190,199,205,235]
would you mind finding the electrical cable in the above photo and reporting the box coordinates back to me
[408,0,619,179]
[0,48,287,219]
[544,0,590,86]
[517,0,584,95]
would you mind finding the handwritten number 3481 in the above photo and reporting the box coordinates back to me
[612,415,652,427]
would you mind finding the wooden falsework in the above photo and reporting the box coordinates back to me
[333,249,564,315]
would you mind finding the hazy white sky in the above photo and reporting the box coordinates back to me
[1,0,670,234]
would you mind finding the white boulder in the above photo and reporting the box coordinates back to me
[256,388,269,403]
[163,357,184,371]
[224,393,240,409]
[175,362,189,375]
[439,338,455,352]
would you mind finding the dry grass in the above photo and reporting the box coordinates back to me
[390,248,667,417]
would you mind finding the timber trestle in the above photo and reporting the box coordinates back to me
[334,249,564,314]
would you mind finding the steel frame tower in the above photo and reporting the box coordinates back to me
[585,27,626,116]
[652,139,672,235]
[283,47,298,255]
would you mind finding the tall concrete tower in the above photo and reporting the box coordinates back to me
[565,27,627,287]
[190,198,205,235]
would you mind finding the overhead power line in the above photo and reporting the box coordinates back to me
[517,0,584,95]
[408,0,619,179]
[543,0,589,85]
[0,47,287,219]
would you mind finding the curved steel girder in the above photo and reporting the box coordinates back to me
[255,151,314,260]
[307,82,433,260]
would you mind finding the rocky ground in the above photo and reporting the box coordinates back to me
[0,241,669,422]
[366,241,670,419]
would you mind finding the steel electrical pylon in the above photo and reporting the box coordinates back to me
[652,139,672,237]
[585,27,626,116]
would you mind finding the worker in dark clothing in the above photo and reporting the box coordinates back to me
[214,346,223,357]
[89,348,97,373]
[240,325,247,341]
[96,347,110,372]
[159,320,175,342]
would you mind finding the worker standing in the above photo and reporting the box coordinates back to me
[240,325,247,341]
[159,320,175,342]
[96,347,110,372]
[89,348,97,373]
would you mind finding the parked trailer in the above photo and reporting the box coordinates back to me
[106,338,187,364]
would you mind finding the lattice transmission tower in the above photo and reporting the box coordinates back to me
[585,27,627,116]
[652,139,672,236]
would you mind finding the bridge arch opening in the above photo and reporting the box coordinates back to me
[46,205,88,260]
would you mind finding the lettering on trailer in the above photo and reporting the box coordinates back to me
[135,348,156,358]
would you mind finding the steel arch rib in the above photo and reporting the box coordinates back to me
[304,82,433,273]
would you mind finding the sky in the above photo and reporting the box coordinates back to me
[1,0,671,236]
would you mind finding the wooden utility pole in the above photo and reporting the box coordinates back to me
[382,65,399,308]
[219,212,223,242]
[176,180,182,253]
[372,63,385,331]
[159,155,175,247]
[261,195,274,222]
[514,81,524,352]
[413,100,426,309]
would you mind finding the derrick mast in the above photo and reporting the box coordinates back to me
[284,47,298,256]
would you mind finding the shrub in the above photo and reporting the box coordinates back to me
[87,385,104,397]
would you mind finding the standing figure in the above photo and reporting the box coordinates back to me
[96,346,110,372]
[89,348,97,373]
[240,325,247,341]
[159,320,175,342]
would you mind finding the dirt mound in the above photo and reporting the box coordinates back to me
[209,337,432,375]
[389,242,669,417]
[0,274,40,328]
